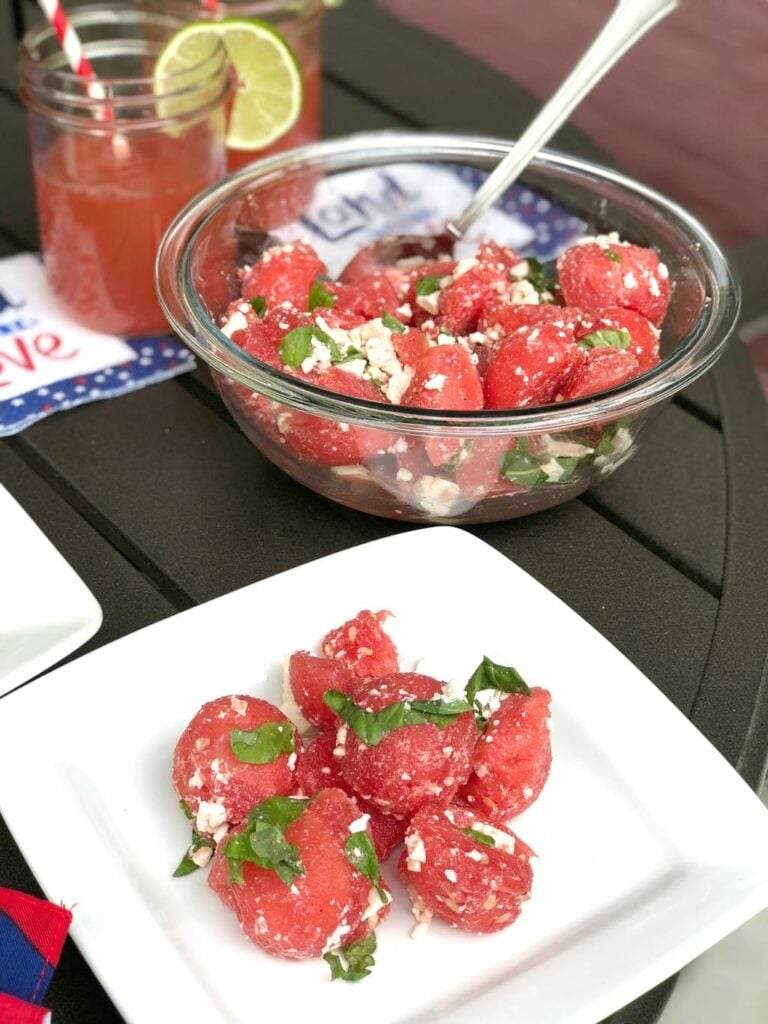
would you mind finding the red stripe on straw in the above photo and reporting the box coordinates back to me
[38,0,96,78]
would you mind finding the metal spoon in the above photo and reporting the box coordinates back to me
[340,0,679,282]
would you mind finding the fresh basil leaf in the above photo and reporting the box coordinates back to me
[249,295,267,317]
[230,721,295,764]
[459,827,496,848]
[335,346,365,364]
[173,830,215,878]
[466,655,531,707]
[525,257,557,294]
[344,833,388,904]
[247,795,310,830]
[605,248,623,262]
[414,274,442,296]
[225,796,310,886]
[307,280,337,312]
[179,799,194,821]
[323,691,472,747]
[553,455,580,483]
[324,933,377,982]
[579,328,631,351]
[499,446,546,488]
[279,325,342,368]
[382,311,405,333]
[279,326,314,368]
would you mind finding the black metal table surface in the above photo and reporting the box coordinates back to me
[2,2,768,1023]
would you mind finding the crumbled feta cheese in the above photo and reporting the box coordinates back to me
[444,869,458,883]
[191,844,213,868]
[423,373,447,391]
[229,696,248,716]
[348,813,370,834]
[411,476,461,517]
[195,800,228,835]
[410,894,433,939]
[509,279,541,305]
[415,291,440,316]
[405,832,427,872]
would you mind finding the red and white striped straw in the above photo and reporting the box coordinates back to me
[36,0,96,79]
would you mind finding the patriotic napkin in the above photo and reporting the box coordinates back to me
[0,887,72,1022]
[0,253,195,437]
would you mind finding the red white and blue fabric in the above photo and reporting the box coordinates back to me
[0,887,72,1023]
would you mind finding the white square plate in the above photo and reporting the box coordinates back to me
[0,483,102,696]
[1,527,767,1024]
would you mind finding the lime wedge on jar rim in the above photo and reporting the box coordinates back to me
[154,17,303,150]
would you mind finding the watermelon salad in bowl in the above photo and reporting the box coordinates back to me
[156,131,739,523]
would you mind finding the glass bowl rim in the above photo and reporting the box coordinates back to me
[156,129,740,436]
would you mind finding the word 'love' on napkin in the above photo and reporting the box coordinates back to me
[0,253,196,437]
[0,886,72,1022]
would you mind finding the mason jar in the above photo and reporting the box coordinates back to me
[19,4,231,336]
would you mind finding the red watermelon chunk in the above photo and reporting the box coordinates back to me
[483,324,583,409]
[172,695,299,831]
[296,731,407,861]
[321,609,399,679]
[402,345,484,411]
[241,241,327,309]
[208,788,389,959]
[398,802,533,933]
[336,672,476,818]
[558,347,641,401]
[557,239,671,326]
[460,687,552,821]
[288,652,358,731]
[577,305,661,374]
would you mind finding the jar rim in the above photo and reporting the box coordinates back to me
[157,131,741,436]
[19,4,230,128]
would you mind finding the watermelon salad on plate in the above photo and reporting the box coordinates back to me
[171,608,552,978]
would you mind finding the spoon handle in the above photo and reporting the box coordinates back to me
[447,0,679,240]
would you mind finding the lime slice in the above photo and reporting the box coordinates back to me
[154,17,303,150]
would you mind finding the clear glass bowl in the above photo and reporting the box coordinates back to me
[156,131,740,524]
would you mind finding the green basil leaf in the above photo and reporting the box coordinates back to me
[414,274,442,296]
[279,325,341,368]
[225,796,310,886]
[335,346,365,364]
[323,690,472,747]
[249,295,267,317]
[178,798,194,821]
[458,827,496,848]
[324,932,377,982]
[307,280,337,312]
[466,655,531,707]
[230,721,295,764]
[499,446,546,488]
[605,248,623,262]
[173,829,215,877]
[525,256,557,294]
[247,795,310,830]
[578,328,631,351]
[344,833,388,904]
[382,311,405,333]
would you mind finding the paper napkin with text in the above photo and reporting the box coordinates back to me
[0,253,195,437]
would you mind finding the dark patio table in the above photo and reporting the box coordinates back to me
[2,2,768,1023]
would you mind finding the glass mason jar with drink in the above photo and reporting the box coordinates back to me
[19,5,231,337]
[139,1,324,171]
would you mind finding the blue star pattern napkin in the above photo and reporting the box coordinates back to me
[0,253,196,437]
